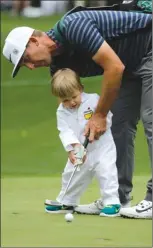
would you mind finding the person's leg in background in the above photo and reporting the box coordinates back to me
[67,0,75,10]
[31,0,41,7]
[11,0,30,16]
[22,0,42,18]
[120,49,152,219]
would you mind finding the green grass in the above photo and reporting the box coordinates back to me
[1,176,152,247]
[1,12,152,248]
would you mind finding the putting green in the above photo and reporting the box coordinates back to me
[1,176,152,247]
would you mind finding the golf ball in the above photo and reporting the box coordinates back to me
[65,213,74,222]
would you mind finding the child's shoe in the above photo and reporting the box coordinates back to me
[100,204,121,217]
[45,199,74,214]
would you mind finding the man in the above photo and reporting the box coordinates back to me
[3,8,152,218]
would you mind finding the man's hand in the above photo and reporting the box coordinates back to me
[84,113,107,142]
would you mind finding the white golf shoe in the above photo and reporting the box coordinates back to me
[74,199,131,215]
[120,200,152,219]
[74,199,103,215]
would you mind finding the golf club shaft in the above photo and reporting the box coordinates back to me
[61,136,89,202]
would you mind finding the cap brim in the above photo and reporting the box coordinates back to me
[12,64,21,78]
[11,49,25,78]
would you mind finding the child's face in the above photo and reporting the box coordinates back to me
[60,90,82,109]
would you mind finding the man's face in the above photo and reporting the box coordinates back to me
[20,37,52,69]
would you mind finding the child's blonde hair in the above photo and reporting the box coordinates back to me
[51,68,83,98]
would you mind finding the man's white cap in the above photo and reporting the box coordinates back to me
[3,27,34,78]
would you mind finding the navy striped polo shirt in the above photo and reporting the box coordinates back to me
[47,10,152,77]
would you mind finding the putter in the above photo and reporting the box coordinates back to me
[45,135,89,207]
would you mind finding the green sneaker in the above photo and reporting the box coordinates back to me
[100,204,121,217]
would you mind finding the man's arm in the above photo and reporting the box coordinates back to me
[84,41,125,141]
[93,41,125,116]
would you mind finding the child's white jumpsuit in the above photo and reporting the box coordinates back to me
[56,92,120,206]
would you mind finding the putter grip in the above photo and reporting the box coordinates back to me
[83,136,89,148]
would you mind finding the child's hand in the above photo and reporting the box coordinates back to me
[68,151,77,165]
[73,144,87,165]
[68,144,87,165]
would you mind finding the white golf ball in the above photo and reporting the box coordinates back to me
[65,213,74,222]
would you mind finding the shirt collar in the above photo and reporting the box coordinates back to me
[46,29,62,48]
